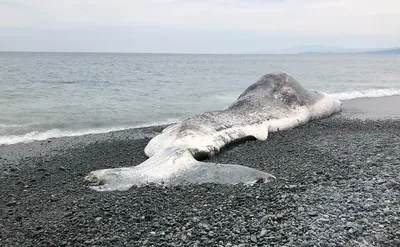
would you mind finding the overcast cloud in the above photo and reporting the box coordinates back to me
[1,0,399,53]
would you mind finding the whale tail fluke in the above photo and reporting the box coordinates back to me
[169,162,275,185]
[85,146,274,191]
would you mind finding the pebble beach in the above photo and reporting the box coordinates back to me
[1,96,399,247]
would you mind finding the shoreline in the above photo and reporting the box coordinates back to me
[1,95,400,148]
[1,96,400,246]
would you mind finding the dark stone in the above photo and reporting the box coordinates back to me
[6,201,17,207]
[307,211,318,217]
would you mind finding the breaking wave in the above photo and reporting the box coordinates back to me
[0,119,180,146]
[2,88,400,146]
[331,88,400,100]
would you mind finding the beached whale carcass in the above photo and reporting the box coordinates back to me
[85,72,342,191]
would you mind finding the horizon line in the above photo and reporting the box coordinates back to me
[0,50,296,55]
[1,47,399,55]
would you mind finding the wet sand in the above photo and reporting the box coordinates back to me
[342,95,400,119]
[0,96,399,247]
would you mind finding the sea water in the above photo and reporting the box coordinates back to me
[1,52,399,145]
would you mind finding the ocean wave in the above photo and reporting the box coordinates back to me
[214,88,400,102]
[331,88,400,100]
[0,123,32,128]
[3,88,400,145]
[0,119,180,146]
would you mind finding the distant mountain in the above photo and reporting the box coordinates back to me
[297,47,400,55]
[247,46,400,55]
[280,45,362,54]
[361,48,400,54]
[246,45,345,54]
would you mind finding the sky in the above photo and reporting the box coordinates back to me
[0,0,399,53]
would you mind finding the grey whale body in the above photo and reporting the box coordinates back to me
[85,72,342,191]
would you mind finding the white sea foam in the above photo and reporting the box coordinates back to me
[331,88,400,100]
[0,119,180,146]
[0,123,32,128]
[215,88,400,105]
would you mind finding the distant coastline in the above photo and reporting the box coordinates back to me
[246,46,400,55]
[299,48,400,55]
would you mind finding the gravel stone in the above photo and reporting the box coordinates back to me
[1,117,399,247]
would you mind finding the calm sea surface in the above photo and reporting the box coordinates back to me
[1,52,400,144]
